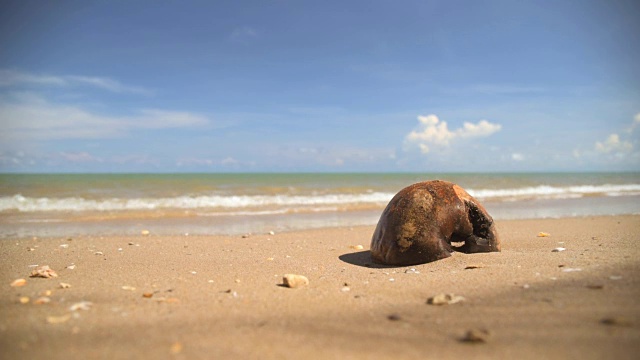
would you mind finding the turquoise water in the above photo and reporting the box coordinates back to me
[1,172,639,237]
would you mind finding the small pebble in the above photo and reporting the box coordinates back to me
[66,264,76,270]
[34,296,51,304]
[94,251,104,256]
[121,286,136,291]
[427,293,465,305]
[69,301,93,311]
[19,296,30,304]
[341,286,351,292]
[59,282,72,289]
[59,244,69,249]
[350,245,364,250]
[268,231,275,235]
[552,247,566,252]
[537,232,551,237]
[562,268,582,273]
[404,268,420,274]
[282,274,309,288]
[141,230,150,236]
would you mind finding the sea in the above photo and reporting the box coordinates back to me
[1,172,639,238]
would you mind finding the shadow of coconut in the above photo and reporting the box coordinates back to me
[338,250,404,269]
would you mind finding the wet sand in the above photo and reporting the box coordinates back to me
[1,215,639,359]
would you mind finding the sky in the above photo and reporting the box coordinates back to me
[0,0,639,173]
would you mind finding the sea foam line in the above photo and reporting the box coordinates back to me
[1,183,639,212]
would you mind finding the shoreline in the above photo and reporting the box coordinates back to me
[1,215,639,359]
[2,194,640,239]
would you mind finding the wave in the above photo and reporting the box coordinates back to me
[467,184,640,200]
[1,183,639,213]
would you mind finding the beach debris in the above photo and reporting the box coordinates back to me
[241,234,251,238]
[59,282,72,289]
[404,268,420,274]
[600,316,632,327]
[282,274,309,288]
[69,301,93,311]
[268,231,275,236]
[30,265,58,278]
[341,283,351,292]
[562,268,582,273]
[141,230,150,236]
[464,265,483,270]
[94,251,104,256]
[40,290,53,296]
[19,296,30,304]
[537,232,551,237]
[128,242,136,246]
[46,314,71,324]
[156,297,180,304]
[427,293,465,305]
[27,247,36,251]
[552,247,566,252]
[586,284,604,290]
[387,313,402,321]
[609,275,623,280]
[370,181,500,266]
[66,264,76,270]
[121,285,136,291]
[460,328,491,343]
[59,244,69,249]
[350,244,364,250]
[34,296,51,305]
[143,292,154,298]
[10,278,27,287]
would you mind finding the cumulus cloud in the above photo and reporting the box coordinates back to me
[0,92,209,141]
[593,114,639,156]
[405,114,502,154]
[595,134,633,154]
[0,69,152,95]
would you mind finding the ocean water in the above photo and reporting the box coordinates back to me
[1,172,639,237]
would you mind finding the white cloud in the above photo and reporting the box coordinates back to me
[0,92,209,142]
[229,26,258,41]
[511,153,525,161]
[405,114,502,154]
[594,134,633,154]
[0,69,153,95]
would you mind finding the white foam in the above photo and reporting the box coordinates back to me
[2,183,639,213]
[467,184,640,200]
[0,192,395,213]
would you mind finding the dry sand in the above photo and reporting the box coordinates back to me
[1,215,639,359]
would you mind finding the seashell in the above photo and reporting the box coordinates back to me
[10,278,27,287]
[30,265,58,278]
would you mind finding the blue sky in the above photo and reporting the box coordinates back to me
[0,0,639,172]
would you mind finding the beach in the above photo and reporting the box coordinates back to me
[2,215,639,359]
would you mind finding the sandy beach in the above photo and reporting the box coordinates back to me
[1,215,639,359]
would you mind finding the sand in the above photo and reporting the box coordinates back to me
[1,215,639,359]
